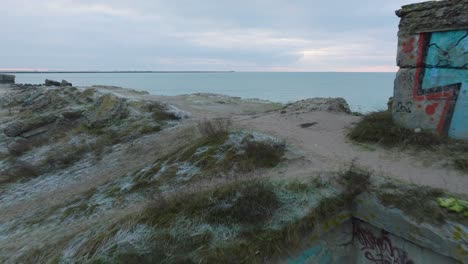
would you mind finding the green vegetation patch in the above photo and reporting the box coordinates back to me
[141,101,179,121]
[45,143,91,169]
[200,195,348,263]
[454,158,468,173]
[95,94,125,119]
[376,182,467,224]
[129,132,286,192]
[27,175,350,263]
[83,178,346,264]
[0,160,40,185]
[348,111,444,147]
[241,138,285,169]
[61,203,98,220]
[80,88,96,99]
[35,176,337,263]
[206,181,280,225]
[338,163,371,196]
[140,181,280,227]
[437,197,468,217]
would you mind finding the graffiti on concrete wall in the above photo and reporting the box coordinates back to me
[353,221,414,264]
[287,244,332,264]
[395,101,413,113]
[412,30,468,139]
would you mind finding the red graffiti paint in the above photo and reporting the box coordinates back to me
[417,104,422,109]
[402,37,415,54]
[412,33,461,135]
[425,103,439,115]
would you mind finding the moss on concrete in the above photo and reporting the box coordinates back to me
[376,181,467,225]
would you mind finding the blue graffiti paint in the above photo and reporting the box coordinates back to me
[288,245,321,264]
[287,245,332,264]
[425,30,467,68]
[318,253,332,264]
[451,89,468,139]
[422,30,468,140]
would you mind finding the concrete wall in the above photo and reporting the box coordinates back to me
[353,219,457,264]
[279,193,466,263]
[0,74,15,84]
[393,0,468,140]
[353,193,466,264]
[285,219,354,264]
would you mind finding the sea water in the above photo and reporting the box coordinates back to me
[13,72,395,113]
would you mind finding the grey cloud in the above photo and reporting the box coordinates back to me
[0,0,422,71]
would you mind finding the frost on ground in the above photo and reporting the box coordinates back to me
[1,84,466,263]
[0,83,295,263]
[0,128,294,262]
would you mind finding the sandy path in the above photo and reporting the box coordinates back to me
[236,111,468,195]
[112,85,467,195]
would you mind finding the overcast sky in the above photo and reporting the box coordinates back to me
[1,0,422,72]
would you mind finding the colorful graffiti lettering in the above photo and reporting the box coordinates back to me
[353,220,414,264]
[413,30,468,138]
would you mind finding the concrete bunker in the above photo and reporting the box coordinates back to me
[393,0,468,140]
[284,192,466,264]
[0,74,15,84]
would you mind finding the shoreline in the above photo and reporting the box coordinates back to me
[0,70,236,74]
[7,72,395,113]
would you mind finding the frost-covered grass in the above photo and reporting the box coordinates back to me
[0,130,292,263]
[128,131,286,193]
[39,177,343,264]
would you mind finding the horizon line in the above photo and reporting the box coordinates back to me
[0,70,397,74]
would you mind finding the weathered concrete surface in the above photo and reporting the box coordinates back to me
[354,193,466,264]
[396,0,468,35]
[393,0,468,140]
[279,193,466,264]
[283,218,354,264]
[45,79,61,86]
[0,74,15,84]
[353,220,459,264]
[61,80,72,87]
[284,97,351,114]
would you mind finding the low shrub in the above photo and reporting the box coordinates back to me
[207,181,280,224]
[45,144,90,169]
[454,158,468,173]
[242,139,286,169]
[0,161,40,184]
[8,140,34,156]
[348,111,444,147]
[338,163,371,196]
[141,181,280,227]
[198,118,231,139]
[144,102,179,121]
[8,137,49,156]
